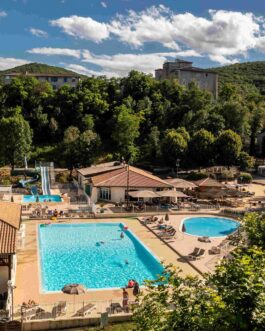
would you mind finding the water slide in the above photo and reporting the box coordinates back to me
[40,166,51,195]
[16,173,40,188]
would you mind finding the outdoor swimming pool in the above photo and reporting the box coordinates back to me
[38,223,164,291]
[182,216,239,237]
[23,195,62,203]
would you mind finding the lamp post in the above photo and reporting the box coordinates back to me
[7,280,16,320]
[126,162,130,207]
[176,159,181,178]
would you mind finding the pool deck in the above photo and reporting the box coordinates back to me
[140,214,238,274]
[14,217,199,308]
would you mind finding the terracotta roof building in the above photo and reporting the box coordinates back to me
[77,163,172,203]
[0,202,21,295]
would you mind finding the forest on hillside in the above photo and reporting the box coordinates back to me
[0,70,264,170]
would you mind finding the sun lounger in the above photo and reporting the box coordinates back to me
[198,236,211,243]
[188,248,205,260]
[187,247,200,259]
[158,229,176,238]
[209,246,221,254]
[75,303,96,316]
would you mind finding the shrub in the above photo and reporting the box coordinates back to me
[186,171,208,180]
[238,172,252,183]
[238,151,255,171]
[55,172,69,183]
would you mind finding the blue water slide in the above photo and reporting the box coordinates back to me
[18,173,40,188]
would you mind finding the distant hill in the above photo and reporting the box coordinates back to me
[0,62,80,76]
[210,61,265,94]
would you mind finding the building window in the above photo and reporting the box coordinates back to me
[72,78,76,82]
[99,187,111,201]
[64,77,68,83]
[51,77,58,82]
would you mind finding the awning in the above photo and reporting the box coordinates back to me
[128,190,161,198]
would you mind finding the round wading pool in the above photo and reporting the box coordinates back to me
[181,216,239,237]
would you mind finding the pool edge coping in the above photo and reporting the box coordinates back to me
[37,221,165,293]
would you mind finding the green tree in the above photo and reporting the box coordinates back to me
[243,213,265,247]
[238,151,255,171]
[161,129,188,167]
[141,126,161,162]
[111,104,140,161]
[215,130,242,165]
[189,129,215,166]
[134,247,265,331]
[210,247,265,331]
[62,126,100,172]
[0,111,32,168]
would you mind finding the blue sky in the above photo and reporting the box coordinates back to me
[1,0,265,76]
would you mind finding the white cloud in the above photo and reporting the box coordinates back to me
[0,11,7,18]
[101,1,107,8]
[110,7,260,61]
[0,57,30,71]
[27,47,81,58]
[81,51,189,76]
[29,28,48,38]
[49,7,265,64]
[50,15,109,42]
[66,64,118,78]
[208,54,239,65]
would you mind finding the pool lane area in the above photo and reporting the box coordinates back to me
[22,195,62,203]
[38,223,164,291]
[182,216,239,237]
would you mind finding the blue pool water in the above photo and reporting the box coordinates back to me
[23,195,62,203]
[38,223,164,291]
[182,217,239,237]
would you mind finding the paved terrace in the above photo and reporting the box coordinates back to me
[14,217,199,317]
[139,214,239,274]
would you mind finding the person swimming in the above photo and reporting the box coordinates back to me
[125,259,129,265]
[120,231,124,239]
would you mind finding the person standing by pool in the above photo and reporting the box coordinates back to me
[122,288,129,312]
[133,281,140,296]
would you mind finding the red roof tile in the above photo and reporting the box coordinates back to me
[92,166,172,188]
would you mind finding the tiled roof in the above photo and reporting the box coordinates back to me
[0,202,21,255]
[0,202,21,229]
[92,166,172,188]
[5,72,79,78]
[77,163,124,176]
[0,221,17,254]
[194,177,223,188]
[165,178,197,189]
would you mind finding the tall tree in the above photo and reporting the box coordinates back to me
[215,130,242,165]
[111,104,140,161]
[0,110,32,168]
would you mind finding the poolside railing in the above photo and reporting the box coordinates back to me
[14,298,137,322]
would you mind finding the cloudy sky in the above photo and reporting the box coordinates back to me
[1,0,265,76]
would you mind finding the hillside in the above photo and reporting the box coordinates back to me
[210,61,265,94]
[0,62,80,76]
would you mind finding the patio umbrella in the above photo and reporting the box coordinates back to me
[128,190,161,198]
[158,190,189,198]
[62,284,86,295]
[62,284,86,312]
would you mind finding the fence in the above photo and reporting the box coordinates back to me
[14,298,137,322]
